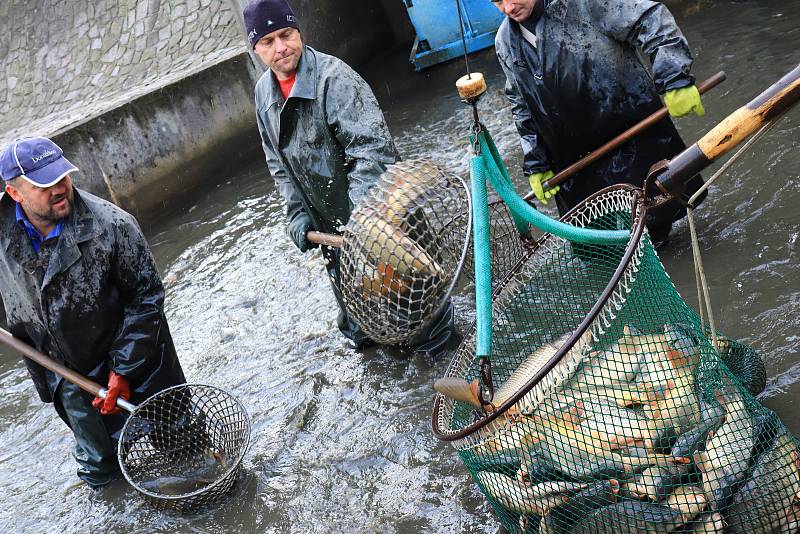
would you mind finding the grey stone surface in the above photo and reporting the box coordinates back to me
[1,0,403,218]
[0,0,243,145]
[53,52,263,220]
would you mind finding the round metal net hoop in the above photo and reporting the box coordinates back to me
[432,186,791,533]
[118,384,251,512]
[339,159,471,345]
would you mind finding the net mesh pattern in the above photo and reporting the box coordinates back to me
[340,160,470,345]
[464,198,533,291]
[119,384,250,512]
[434,188,798,533]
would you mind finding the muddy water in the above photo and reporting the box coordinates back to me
[1,1,799,531]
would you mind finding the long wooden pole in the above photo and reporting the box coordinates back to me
[306,231,343,248]
[522,71,727,201]
[0,327,137,412]
[655,64,800,197]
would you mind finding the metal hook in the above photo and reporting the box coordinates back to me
[477,356,494,408]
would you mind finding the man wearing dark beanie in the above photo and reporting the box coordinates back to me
[243,0,456,355]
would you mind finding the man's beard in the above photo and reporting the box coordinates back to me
[32,191,73,225]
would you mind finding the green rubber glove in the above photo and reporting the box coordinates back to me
[664,85,705,118]
[287,212,317,252]
[529,170,558,205]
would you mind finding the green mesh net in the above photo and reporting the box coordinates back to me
[433,186,799,533]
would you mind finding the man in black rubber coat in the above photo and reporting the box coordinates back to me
[0,137,185,488]
[245,0,456,353]
[493,0,707,246]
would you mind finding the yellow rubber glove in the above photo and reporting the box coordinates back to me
[664,85,705,118]
[529,170,558,205]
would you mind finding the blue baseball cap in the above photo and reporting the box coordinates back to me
[0,137,78,187]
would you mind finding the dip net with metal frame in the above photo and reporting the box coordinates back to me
[433,62,800,532]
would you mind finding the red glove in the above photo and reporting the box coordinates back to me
[92,371,131,415]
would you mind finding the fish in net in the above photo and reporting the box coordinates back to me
[338,159,471,346]
[433,186,796,533]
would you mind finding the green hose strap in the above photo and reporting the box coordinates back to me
[471,154,493,358]
[476,130,631,246]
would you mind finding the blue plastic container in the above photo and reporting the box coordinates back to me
[403,0,505,70]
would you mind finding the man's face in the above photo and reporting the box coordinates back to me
[6,175,75,231]
[492,0,536,22]
[254,27,303,79]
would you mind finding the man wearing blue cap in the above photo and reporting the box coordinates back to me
[0,137,185,488]
[243,0,456,354]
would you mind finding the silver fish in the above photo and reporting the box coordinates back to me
[539,478,620,534]
[476,471,588,516]
[697,389,759,510]
[688,512,726,533]
[725,430,800,534]
[625,462,692,502]
[494,330,594,413]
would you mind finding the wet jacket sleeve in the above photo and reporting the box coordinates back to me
[256,108,307,224]
[323,63,399,208]
[497,54,551,175]
[589,0,694,93]
[107,216,169,385]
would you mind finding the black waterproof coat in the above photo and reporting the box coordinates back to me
[495,0,706,233]
[0,189,185,408]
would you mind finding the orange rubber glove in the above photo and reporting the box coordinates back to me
[92,371,131,416]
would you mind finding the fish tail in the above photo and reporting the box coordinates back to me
[434,377,482,408]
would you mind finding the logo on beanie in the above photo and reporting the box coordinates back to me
[248,28,257,40]
[287,15,295,22]
[267,19,273,26]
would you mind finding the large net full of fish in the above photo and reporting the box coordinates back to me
[339,160,470,346]
[118,384,251,512]
[433,186,798,533]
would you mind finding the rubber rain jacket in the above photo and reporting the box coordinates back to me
[255,45,398,236]
[255,45,457,350]
[495,0,706,235]
[0,189,185,424]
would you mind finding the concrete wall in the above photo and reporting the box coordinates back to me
[56,53,262,218]
[227,0,400,67]
[1,0,403,218]
[0,0,243,146]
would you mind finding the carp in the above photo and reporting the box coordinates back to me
[725,430,800,533]
[476,471,588,516]
[380,160,445,227]
[696,389,759,510]
[572,485,707,534]
[435,331,592,416]
[351,210,443,277]
[625,461,693,502]
[670,395,726,463]
[539,478,620,534]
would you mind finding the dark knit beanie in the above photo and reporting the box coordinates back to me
[243,0,299,49]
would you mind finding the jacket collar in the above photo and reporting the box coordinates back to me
[1,189,102,289]
[264,45,318,112]
[40,189,102,289]
[515,0,549,32]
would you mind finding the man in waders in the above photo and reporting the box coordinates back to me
[492,0,707,248]
[244,0,457,354]
[0,137,185,488]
